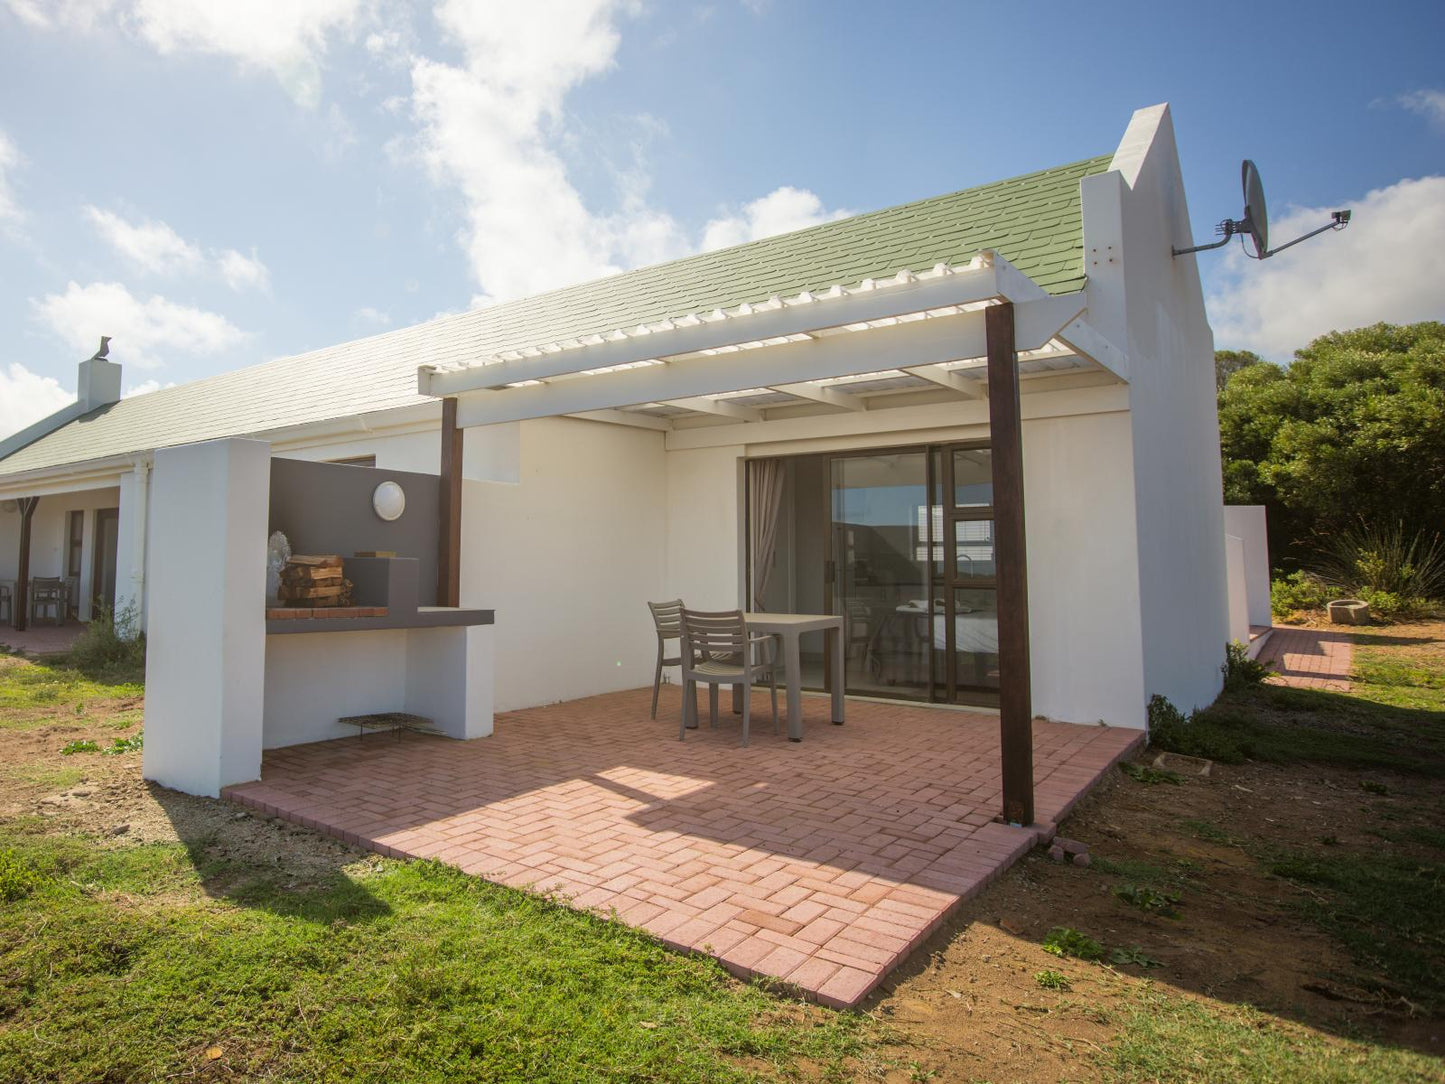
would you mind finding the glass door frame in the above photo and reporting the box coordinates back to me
[811,439,995,707]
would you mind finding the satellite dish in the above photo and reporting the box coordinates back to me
[1240,160,1268,258]
[1172,159,1349,259]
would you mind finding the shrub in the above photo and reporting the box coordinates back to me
[1145,695,1249,764]
[68,603,146,676]
[1312,521,1445,602]
[1222,641,1268,691]
[1270,571,1330,619]
[1034,969,1071,990]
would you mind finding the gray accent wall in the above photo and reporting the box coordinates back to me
[268,458,440,605]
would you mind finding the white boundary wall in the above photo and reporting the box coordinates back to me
[1224,505,1270,629]
[143,438,269,797]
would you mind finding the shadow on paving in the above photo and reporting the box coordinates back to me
[148,782,392,925]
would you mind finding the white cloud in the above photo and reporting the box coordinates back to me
[401,2,844,307]
[0,129,23,222]
[0,362,72,441]
[216,247,270,292]
[84,207,270,291]
[122,377,175,397]
[1207,175,1445,360]
[1399,88,1445,130]
[31,281,245,369]
[7,0,363,107]
[701,186,851,251]
[353,305,390,326]
[83,205,202,274]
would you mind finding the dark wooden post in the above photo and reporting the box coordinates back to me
[986,302,1034,826]
[13,496,39,633]
[437,397,463,607]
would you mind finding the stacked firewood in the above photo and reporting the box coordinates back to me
[278,555,353,608]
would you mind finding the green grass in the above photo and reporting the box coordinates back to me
[1105,987,1440,1082]
[3,763,84,789]
[0,654,144,730]
[1266,848,1445,1012]
[0,830,870,1083]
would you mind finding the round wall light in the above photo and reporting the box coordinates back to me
[372,480,406,522]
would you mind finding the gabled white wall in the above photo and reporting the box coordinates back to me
[1082,103,1229,716]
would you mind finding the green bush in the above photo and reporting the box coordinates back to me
[1356,588,1433,622]
[1222,641,1268,691]
[1270,571,1330,618]
[67,604,145,677]
[1145,695,1249,764]
[1312,521,1445,601]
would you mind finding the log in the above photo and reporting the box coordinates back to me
[287,554,343,568]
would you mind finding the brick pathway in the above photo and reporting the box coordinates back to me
[0,621,84,656]
[1257,626,1353,691]
[225,688,1141,1007]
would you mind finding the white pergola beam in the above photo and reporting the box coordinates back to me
[454,295,1085,429]
[902,364,986,399]
[768,382,866,412]
[568,409,673,431]
[1055,318,1129,382]
[425,261,1014,397]
[665,396,764,423]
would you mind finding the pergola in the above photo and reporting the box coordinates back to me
[418,252,1127,827]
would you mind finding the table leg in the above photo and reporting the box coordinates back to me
[684,681,699,729]
[732,683,742,714]
[784,631,803,741]
[831,623,845,725]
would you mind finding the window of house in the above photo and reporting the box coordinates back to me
[66,510,84,577]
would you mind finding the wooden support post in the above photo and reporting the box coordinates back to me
[437,398,463,608]
[986,302,1034,826]
[13,496,39,633]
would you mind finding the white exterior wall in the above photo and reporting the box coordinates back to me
[143,438,269,798]
[0,487,120,621]
[460,415,668,712]
[1082,103,1229,716]
[1224,505,1271,628]
[661,396,1151,727]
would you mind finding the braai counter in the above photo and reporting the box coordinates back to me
[141,438,495,798]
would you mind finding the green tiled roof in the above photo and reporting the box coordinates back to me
[0,153,1112,478]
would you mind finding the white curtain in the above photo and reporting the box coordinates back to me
[748,458,786,611]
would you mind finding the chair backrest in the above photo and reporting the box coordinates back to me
[648,599,684,636]
[679,608,747,671]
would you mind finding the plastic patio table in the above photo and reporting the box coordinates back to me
[738,612,845,741]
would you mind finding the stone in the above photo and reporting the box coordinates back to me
[1327,599,1370,625]
[1048,845,1065,862]
[1057,837,1089,856]
[110,823,129,836]
[1072,852,1091,868]
[1153,751,1213,777]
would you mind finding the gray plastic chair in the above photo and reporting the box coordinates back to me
[678,607,778,746]
[29,578,65,626]
[647,599,684,719]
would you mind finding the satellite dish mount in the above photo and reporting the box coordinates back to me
[1172,160,1350,259]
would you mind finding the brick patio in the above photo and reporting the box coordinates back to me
[1258,625,1354,691]
[224,687,1141,1007]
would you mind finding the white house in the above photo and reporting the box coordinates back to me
[0,103,1249,812]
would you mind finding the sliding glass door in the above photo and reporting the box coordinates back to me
[818,443,999,707]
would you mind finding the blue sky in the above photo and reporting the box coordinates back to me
[2,0,1443,437]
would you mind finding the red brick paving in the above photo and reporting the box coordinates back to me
[1257,626,1353,691]
[0,621,85,656]
[224,687,1141,1007]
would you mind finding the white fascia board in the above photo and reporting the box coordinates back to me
[0,455,135,499]
[425,260,1008,397]
[453,295,1084,430]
